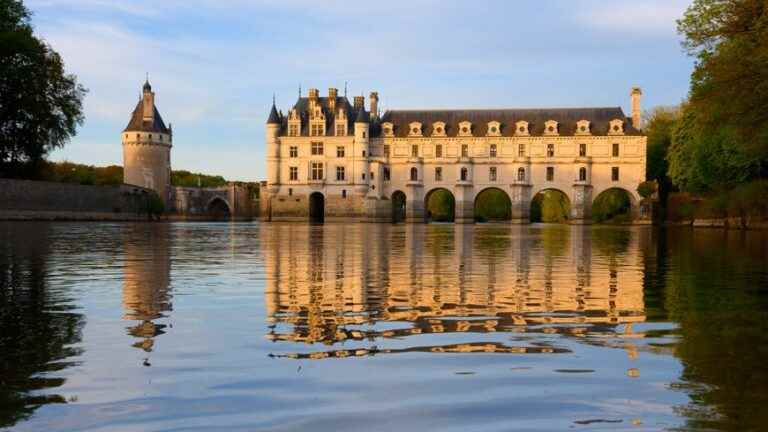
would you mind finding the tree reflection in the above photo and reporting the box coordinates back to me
[0,223,84,428]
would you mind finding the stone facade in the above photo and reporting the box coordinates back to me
[264,87,647,224]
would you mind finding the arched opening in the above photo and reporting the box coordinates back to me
[578,167,587,181]
[517,167,526,182]
[391,190,406,223]
[309,192,325,223]
[424,188,455,223]
[530,189,570,223]
[474,188,512,222]
[592,188,633,223]
[207,198,231,221]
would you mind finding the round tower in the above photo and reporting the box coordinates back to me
[266,101,281,196]
[353,105,370,196]
[122,79,173,205]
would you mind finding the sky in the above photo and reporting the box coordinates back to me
[26,0,695,182]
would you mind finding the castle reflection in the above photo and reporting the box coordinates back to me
[263,223,646,359]
[122,224,172,355]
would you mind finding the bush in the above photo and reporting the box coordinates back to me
[531,190,569,223]
[426,189,454,222]
[592,189,631,223]
[474,189,511,221]
[637,181,657,199]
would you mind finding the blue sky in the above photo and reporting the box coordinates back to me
[27,0,694,181]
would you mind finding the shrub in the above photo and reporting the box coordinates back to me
[637,181,657,199]
[592,189,631,223]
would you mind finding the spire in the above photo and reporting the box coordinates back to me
[143,73,151,93]
[267,100,280,124]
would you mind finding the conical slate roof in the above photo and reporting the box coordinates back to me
[266,103,280,124]
[124,99,170,133]
[355,107,370,123]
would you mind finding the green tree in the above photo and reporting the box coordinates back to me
[0,0,86,177]
[425,189,454,222]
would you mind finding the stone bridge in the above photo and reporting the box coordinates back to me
[171,184,255,220]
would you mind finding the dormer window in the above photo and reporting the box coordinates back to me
[409,122,422,137]
[515,121,529,136]
[486,121,501,137]
[544,120,559,136]
[576,120,591,135]
[382,122,394,137]
[458,121,473,137]
[310,123,325,136]
[608,119,625,135]
[432,121,446,137]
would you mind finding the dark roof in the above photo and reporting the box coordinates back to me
[124,99,170,133]
[277,96,368,136]
[267,103,280,124]
[355,107,370,123]
[377,107,641,137]
[143,80,152,92]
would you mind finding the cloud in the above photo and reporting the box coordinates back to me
[575,1,690,35]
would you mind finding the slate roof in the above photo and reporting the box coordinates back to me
[278,96,368,136]
[267,103,280,124]
[377,107,641,137]
[124,99,170,133]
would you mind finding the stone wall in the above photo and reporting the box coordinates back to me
[171,184,256,220]
[0,179,154,220]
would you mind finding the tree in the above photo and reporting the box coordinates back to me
[0,0,86,177]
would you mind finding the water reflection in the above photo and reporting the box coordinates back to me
[264,224,646,359]
[0,223,84,428]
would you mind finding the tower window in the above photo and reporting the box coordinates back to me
[579,167,587,181]
[435,167,443,181]
[336,166,345,181]
[517,167,525,181]
[410,167,418,181]
[289,146,298,158]
[579,144,587,157]
[337,146,345,157]
[311,142,323,155]
[612,143,620,157]
[489,144,497,158]
[546,167,554,181]
[489,166,497,181]
[289,166,298,181]
[547,144,555,157]
[311,162,324,180]
[612,167,620,181]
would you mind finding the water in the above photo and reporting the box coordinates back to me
[1,222,767,431]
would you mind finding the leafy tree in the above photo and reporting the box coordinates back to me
[425,189,454,222]
[171,170,227,187]
[530,190,569,223]
[474,188,511,222]
[592,189,632,222]
[0,0,86,177]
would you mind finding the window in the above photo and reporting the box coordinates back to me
[336,166,345,181]
[612,143,620,157]
[311,142,323,155]
[435,144,443,158]
[342,189,347,198]
[362,173,366,180]
[310,123,324,136]
[489,167,497,181]
[288,188,293,196]
[546,167,554,181]
[289,146,298,158]
[517,167,525,181]
[410,167,418,181]
[460,167,468,181]
[461,144,469,158]
[579,167,587,181]
[384,145,390,157]
[311,162,324,180]
[547,144,555,157]
[370,171,374,180]
[612,167,620,181]
[288,124,299,136]
[579,143,587,157]
[362,150,366,157]
[490,144,497,158]
[336,124,345,136]
[289,166,298,181]
[383,167,391,181]
[336,146,345,157]
[435,167,443,181]
[411,145,419,157]
[518,144,525,157]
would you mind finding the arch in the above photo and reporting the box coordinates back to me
[309,192,325,223]
[391,190,406,223]
[206,197,231,221]
[591,187,635,223]
[530,189,571,223]
[424,188,455,223]
[474,187,512,222]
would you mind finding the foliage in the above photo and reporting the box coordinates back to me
[644,106,679,184]
[474,188,511,222]
[0,0,86,175]
[171,170,227,187]
[144,191,165,219]
[35,161,122,185]
[425,189,454,222]
[530,190,569,223]
[592,189,632,223]
[637,181,657,199]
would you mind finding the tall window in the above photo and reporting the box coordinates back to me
[311,142,323,155]
[489,166,497,181]
[460,167,468,181]
[461,144,469,158]
[289,146,298,158]
[579,143,587,157]
[612,143,620,157]
[546,167,554,181]
[435,167,443,181]
[288,124,299,136]
[336,146,345,157]
[383,167,391,181]
[547,144,555,157]
[342,189,347,198]
[612,167,620,181]
[489,144,497,158]
[310,123,324,137]
[410,167,418,181]
[336,124,345,136]
[518,144,525,157]
[311,162,324,180]
[336,166,345,181]
[517,167,525,181]
[383,145,390,157]
[435,144,443,158]
[289,166,298,181]
[579,167,587,181]
[411,144,419,157]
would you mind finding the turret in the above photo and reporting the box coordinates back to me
[266,101,281,195]
[631,87,642,130]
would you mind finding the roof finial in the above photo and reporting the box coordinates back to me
[298,84,301,99]
[272,93,276,106]
[344,81,348,97]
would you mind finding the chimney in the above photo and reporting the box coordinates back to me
[353,96,364,110]
[631,87,642,130]
[369,92,379,119]
[328,88,337,111]
[308,88,319,100]
[142,87,154,122]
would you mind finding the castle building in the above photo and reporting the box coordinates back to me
[264,87,647,223]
